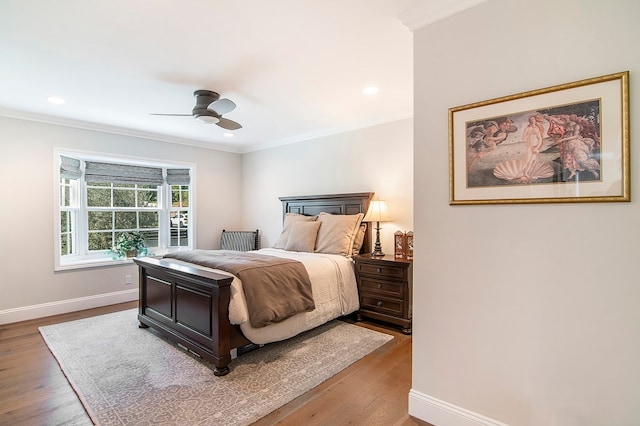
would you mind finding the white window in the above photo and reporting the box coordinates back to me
[55,152,194,270]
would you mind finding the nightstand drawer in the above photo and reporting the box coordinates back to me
[359,277,403,298]
[356,262,405,279]
[360,294,403,316]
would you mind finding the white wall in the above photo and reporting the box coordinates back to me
[0,116,411,322]
[0,117,242,321]
[411,1,640,425]
[242,118,413,253]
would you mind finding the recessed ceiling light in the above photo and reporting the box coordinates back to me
[363,86,379,95]
[224,133,234,137]
[47,96,66,105]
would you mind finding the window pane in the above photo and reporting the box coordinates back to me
[139,211,158,228]
[170,185,190,207]
[169,209,189,247]
[138,190,158,207]
[88,232,112,250]
[171,187,180,207]
[181,190,189,207]
[60,183,71,207]
[140,230,158,248]
[170,211,188,228]
[61,212,68,233]
[62,209,77,255]
[87,187,112,207]
[170,228,189,247]
[115,211,137,229]
[114,189,135,207]
[88,211,113,230]
[61,234,68,255]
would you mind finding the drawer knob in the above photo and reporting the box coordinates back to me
[377,301,383,307]
[376,268,382,273]
[377,283,383,289]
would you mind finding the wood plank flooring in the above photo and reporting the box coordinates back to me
[0,302,431,426]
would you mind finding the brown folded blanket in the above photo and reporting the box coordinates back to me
[164,250,315,328]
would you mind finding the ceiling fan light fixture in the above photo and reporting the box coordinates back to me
[196,115,220,124]
[152,89,241,129]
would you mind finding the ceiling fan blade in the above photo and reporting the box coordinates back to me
[216,117,243,130]
[150,113,192,116]
[208,98,236,115]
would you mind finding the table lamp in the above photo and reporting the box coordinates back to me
[363,200,392,257]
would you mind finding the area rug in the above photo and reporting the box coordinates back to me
[39,309,393,425]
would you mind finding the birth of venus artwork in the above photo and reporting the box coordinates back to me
[465,99,601,188]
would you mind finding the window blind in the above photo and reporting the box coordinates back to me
[60,155,82,180]
[84,161,164,186]
[166,168,191,185]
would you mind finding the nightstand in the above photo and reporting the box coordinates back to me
[353,254,412,334]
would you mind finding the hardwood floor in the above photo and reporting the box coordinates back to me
[0,302,430,426]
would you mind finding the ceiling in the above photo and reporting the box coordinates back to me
[0,0,416,153]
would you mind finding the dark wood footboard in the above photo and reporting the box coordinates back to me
[134,257,251,376]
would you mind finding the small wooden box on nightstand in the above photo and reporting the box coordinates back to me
[353,254,412,334]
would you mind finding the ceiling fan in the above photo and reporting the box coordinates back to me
[151,90,242,130]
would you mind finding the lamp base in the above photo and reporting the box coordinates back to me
[371,221,385,257]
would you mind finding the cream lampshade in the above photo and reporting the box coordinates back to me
[363,200,392,257]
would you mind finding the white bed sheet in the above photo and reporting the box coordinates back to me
[234,248,360,344]
[161,248,360,345]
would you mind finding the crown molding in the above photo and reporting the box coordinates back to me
[398,0,488,31]
[0,106,413,155]
[0,107,244,154]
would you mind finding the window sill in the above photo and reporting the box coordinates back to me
[55,257,138,271]
[55,247,191,271]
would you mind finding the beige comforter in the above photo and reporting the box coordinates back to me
[164,250,315,328]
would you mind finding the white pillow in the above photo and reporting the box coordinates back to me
[284,221,322,252]
[314,212,364,256]
[273,213,317,249]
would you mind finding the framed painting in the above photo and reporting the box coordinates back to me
[449,71,629,205]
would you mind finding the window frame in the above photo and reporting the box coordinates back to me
[54,149,196,271]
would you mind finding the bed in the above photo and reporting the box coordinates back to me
[134,192,373,376]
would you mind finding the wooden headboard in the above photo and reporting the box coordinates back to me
[279,192,374,254]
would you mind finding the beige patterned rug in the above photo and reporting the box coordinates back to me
[39,309,393,425]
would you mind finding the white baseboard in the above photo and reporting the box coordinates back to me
[0,289,138,325]
[409,389,509,426]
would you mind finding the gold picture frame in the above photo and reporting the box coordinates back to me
[449,71,629,205]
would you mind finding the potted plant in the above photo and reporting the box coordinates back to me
[112,231,146,258]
